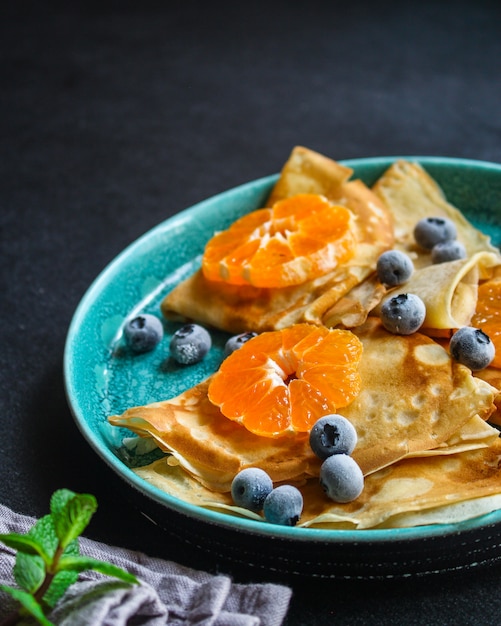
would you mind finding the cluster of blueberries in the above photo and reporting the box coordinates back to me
[123,315,249,364]
[230,414,364,527]
[376,216,495,371]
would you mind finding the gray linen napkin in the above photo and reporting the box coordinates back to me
[0,504,292,625]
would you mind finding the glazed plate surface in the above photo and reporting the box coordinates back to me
[64,157,501,579]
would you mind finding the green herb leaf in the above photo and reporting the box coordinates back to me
[53,493,97,550]
[28,515,59,562]
[50,489,77,519]
[62,538,80,557]
[0,584,54,626]
[58,555,139,584]
[0,532,47,558]
[13,552,45,594]
[42,569,79,609]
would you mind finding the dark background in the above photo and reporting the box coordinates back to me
[2,1,501,623]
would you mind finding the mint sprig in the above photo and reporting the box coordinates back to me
[0,489,138,626]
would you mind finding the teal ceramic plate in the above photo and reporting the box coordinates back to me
[64,157,501,579]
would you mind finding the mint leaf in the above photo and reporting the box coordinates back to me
[50,489,77,518]
[42,569,79,609]
[58,555,138,584]
[0,532,47,558]
[29,515,59,561]
[62,538,80,557]
[0,584,54,626]
[13,552,45,594]
[53,493,97,550]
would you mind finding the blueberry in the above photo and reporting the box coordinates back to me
[376,250,414,287]
[449,326,495,371]
[123,314,163,353]
[231,468,273,512]
[431,240,467,264]
[414,216,457,250]
[169,323,212,364]
[309,414,357,461]
[319,454,364,503]
[263,485,303,526]
[224,331,258,357]
[380,293,426,335]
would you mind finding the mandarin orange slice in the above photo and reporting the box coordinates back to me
[207,323,363,437]
[202,194,356,288]
[471,277,501,368]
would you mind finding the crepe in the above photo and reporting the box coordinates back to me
[475,367,501,427]
[341,160,500,333]
[109,378,321,492]
[134,437,501,530]
[376,251,500,331]
[322,274,387,329]
[161,146,394,333]
[353,159,501,333]
[341,319,496,474]
[109,318,496,493]
[372,159,500,266]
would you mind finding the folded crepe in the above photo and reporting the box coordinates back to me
[109,378,321,492]
[475,367,501,427]
[108,319,496,492]
[375,251,500,332]
[372,159,500,266]
[301,436,501,529]
[133,437,501,530]
[161,146,394,333]
[323,160,500,333]
[335,319,496,474]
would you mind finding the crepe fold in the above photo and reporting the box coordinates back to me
[344,320,497,474]
[161,146,394,333]
[133,437,501,530]
[109,319,497,494]
[376,251,500,331]
[108,378,321,492]
[369,159,501,332]
[372,159,500,266]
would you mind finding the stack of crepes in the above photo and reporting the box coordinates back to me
[109,147,501,530]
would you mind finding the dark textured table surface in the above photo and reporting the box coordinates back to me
[2,1,501,623]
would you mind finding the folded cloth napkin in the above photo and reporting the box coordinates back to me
[0,504,292,625]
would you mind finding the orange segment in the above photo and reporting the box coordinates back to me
[207,323,363,437]
[202,194,356,288]
[471,277,501,368]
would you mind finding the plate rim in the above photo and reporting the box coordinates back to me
[63,155,501,546]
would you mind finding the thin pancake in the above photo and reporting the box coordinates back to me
[376,251,500,331]
[109,318,496,492]
[134,437,501,530]
[108,378,321,492]
[367,160,501,332]
[345,319,496,475]
[372,159,499,267]
[300,436,501,529]
[475,367,501,427]
[161,147,394,333]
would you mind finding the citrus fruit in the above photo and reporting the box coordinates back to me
[202,193,356,288]
[471,277,501,368]
[207,323,363,437]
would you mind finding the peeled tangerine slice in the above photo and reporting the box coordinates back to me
[208,323,362,437]
[202,194,356,288]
